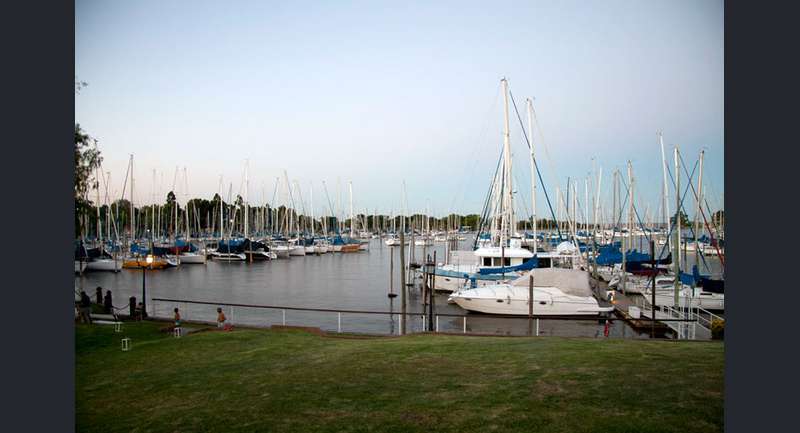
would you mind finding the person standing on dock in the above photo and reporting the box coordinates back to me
[216,307,226,329]
[103,290,113,314]
[79,291,92,324]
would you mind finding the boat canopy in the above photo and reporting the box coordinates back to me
[509,268,593,298]
[477,256,539,275]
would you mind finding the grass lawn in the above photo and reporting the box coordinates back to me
[76,322,723,433]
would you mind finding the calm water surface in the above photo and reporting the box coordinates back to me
[75,235,722,338]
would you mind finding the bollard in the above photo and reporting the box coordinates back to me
[337,312,342,333]
[422,315,426,332]
[463,316,467,334]
[282,309,286,326]
[121,338,130,351]
[535,318,539,336]
[435,315,439,332]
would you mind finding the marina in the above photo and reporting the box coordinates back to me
[74,77,724,341]
[69,2,727,432]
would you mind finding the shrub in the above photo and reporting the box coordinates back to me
[711,318,725,340]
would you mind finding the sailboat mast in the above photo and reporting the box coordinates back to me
[218,175,224,239]
[500,78,512,247]
[130,155,135,242]
[627,161,634,250]
[695,150,704,269]
[310,182,315,237]
[526,98,537,254]
[244,160,249,239]
[659,132,670,245]
[349,181,354,237]
[673,147,681,306]
[95,159,101,245]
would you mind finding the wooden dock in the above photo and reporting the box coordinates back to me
[591,276,671,336]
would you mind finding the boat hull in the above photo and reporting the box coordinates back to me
[178,253,206,264]
[211,252,246,261]
[449,285,613,316]
[85,258,122,272]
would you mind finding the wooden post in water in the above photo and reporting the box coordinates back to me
[528,273,534,336]
[430,251,436,332]
[650,239,656,338]
[400,230,407,335]
[389,244,394,296]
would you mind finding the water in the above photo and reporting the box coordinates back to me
[75,235,718,338]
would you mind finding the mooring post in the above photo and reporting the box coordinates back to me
[431,251,437,332]
[528,273,534,336]
[389,243,394,296]
[650,239,656,338]
[400,230,407,335]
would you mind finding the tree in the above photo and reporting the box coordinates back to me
[711,210,724,228]
[74,123,103,236]
[670,210,690,228]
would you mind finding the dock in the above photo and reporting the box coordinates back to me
[591,276,671,337]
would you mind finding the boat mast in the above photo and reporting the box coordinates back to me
[673,146,681,306]
[695,150,704,270]
[218,175,224,240]
[627,161,634,250]
[500,78,513,248]
[244,160,249,239]
[130,155,135,242]
[659,132,670,247]
[95,155,101,247]
[526,98,537,254]
[310,182,315,237]
[349,181,354,237]
[172,166,179,244]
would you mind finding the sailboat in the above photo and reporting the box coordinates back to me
[435,79,536,292]
[84,165,122,272]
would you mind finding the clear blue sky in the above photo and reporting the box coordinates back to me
[75,0,723,221]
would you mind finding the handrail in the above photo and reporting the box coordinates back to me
[151,297,697,322]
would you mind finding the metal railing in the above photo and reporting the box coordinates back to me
[151,297,698,339]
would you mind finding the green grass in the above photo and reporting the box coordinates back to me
[76,322,723,433]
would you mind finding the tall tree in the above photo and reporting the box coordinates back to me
[74,123,102,236]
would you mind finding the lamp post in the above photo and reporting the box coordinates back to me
[142,254,153,317]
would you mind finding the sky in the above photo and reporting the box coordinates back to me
[75,0,723,221]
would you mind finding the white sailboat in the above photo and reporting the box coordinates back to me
[85,164,122,272]
[435,79,535,291]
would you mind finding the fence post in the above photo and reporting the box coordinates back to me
[338,312,342,333]
[463,316,466,334]
[435,315,439,332]
[282,309,286,326]
[421,315,426,332]
[535,318,539,336]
